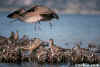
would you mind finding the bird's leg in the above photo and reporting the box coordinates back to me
[34,22,40,37]
[33,23,38,37]
[37,21,41,31]
[38,21,40,24]
[49,22,53,30]
[34,22,40,31]
[34,23,37,32]
[32,23,34,37]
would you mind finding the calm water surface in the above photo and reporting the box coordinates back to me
[0,12,100,48]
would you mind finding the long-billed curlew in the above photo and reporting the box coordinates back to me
[7,5,59,34]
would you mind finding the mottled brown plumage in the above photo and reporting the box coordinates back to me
[7,5,59,32]
[7,5,59,23]
[7,8,25,19]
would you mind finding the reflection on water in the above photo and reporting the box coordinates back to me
[0,63,100,67]
[0,63,73,67]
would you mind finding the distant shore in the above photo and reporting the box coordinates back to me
[0,8,100,15]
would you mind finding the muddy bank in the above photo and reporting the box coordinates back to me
[0,31,100,64]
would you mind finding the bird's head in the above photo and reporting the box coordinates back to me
[52,13,59,20]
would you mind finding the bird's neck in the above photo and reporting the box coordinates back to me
[49,41,54,48]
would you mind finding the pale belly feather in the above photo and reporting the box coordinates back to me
[19,16,42,23]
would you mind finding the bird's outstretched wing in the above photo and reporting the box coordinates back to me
[20,5,54,17]
[7,8,25,19]
[20,5,38,17]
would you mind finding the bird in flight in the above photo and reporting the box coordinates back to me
[7,5,59,35]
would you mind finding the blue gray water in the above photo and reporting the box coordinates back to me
[0,12,100,48]
[0,12,100,67]
[0,63,73,67]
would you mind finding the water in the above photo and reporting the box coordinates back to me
[0,63,73,67]
[0,63,100,67]
[0,12,100,67]
[0,12,100,48]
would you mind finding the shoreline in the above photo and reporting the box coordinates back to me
[0,31,100,64]
[0,8,100,15]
